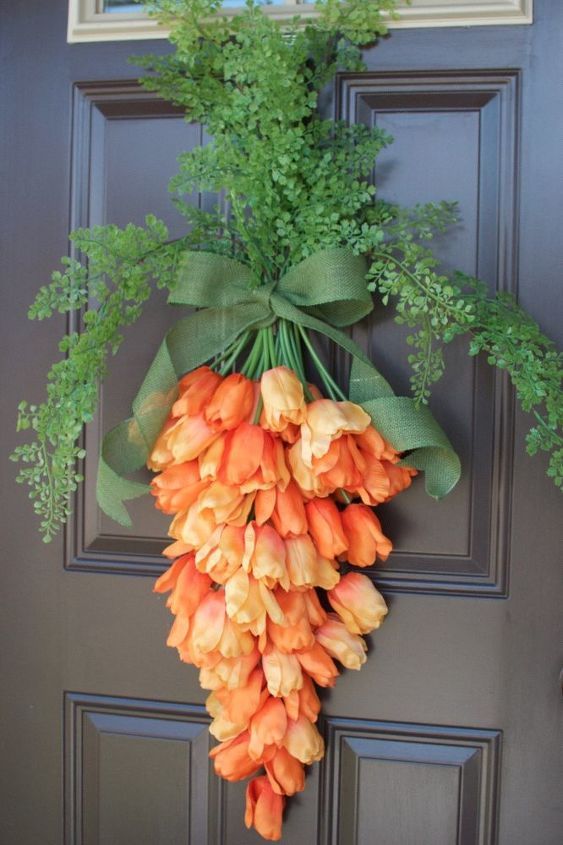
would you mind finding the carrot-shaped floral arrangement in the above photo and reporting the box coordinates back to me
[148,360,414,839]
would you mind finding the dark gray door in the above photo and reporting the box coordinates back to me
[1,1,562,843]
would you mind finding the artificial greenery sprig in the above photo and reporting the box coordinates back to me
[12,0,562,541]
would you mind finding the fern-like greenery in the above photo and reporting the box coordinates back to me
[12,0,562,541]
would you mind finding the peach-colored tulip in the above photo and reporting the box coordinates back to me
[243,523,289,590]
[260,366,307,432]
[283,715,324,764]
[198,435,226,479]
[199,646,261,691]
[315,614,367,669]
[305,497,348,559]
[225,569,285,634]
[328,572,388,634]
[262,644,304,697]
[146,418,176,471]
[341,503,392,566]
[190,590,226,655]
[166,413,221,462]
[300,399,371,466]
[265,747,305,796]
[296,642,339,688]
[206,372,255,430]
[195,525,244,585]
[285,534,340,590]
[303,589,328,627]
[245,775,285,841]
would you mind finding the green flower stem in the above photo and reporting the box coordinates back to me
[241,331,264,378]
[265,325,277,371]
[217,330,251,374]
[296,324,347,401]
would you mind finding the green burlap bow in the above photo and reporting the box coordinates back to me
[96,248,461,525]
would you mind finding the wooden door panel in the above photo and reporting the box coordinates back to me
[322,720,501,845]
[339,70,519,598]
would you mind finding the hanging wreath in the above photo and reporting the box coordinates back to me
[12,0,562,840]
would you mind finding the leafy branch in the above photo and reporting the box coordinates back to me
[364,227,563,487]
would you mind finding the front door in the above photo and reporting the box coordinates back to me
[2,2,561,843]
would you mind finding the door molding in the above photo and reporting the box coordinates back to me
[68,0,533,43]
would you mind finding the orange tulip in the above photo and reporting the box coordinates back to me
[155,554,212,619]
[153,553,193,594]
[341,503,392,567]
[313,436,364,492]
[283,715,324,764]
[151,461,208,514]
[285,534,340,590]
[267,590,315,654]
[248,696,288,759]
[328,572,388,634]
[305,498,348,559]
[315,614,367,670]
[262,644,304,697]
[210,732,262,782]
[356,425,399,462]
[382,460,417,499]
[255,481,308,536]
[245,775,285,841]
[213,667,265,725]
[260,366,307,433]
[205,372,255,430]
[172,366,223,418]
[233,434,289,495]
[355,455,391,505]
[208,668,266,740]
[265,747,305,796]
[300,399,371,466]
[297,673,321,722]
[296,642,339,687]
[218,422,265,486]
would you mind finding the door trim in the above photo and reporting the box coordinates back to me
[68,0,533,43]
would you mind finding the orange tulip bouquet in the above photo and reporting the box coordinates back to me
[13,0,562,840]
